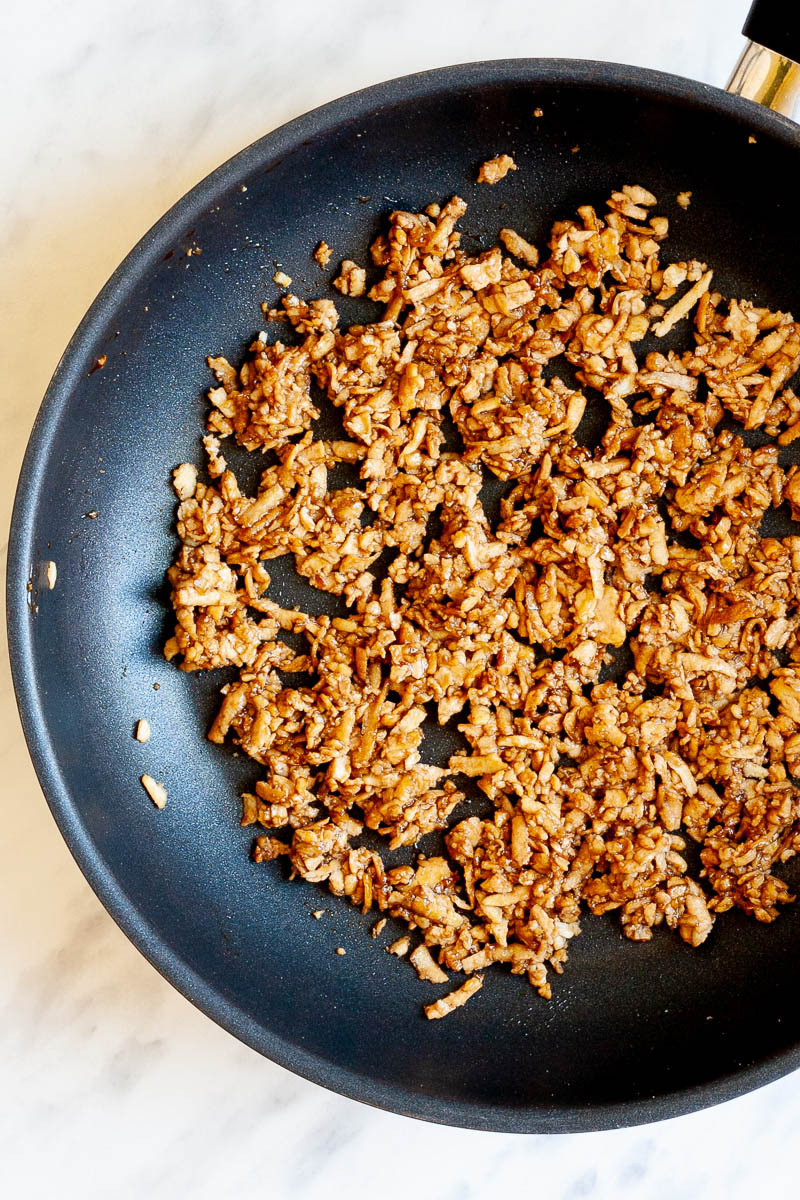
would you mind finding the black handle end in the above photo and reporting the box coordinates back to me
[743,1,800,65]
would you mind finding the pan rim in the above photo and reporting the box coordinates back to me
[8,56,800,1134]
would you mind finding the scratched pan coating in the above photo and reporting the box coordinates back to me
[8,60,800,1132]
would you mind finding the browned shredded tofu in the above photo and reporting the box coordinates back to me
[425,976,483,1019]
[165,181,800,1015]
[477,154,517,184]
[499,228,539,269]
[314,240,333,268]
[387,935,411,958]
[676,191,692,209]
[332,260,367,297]
[172,463,197,501]
[141,774,167,809]
[410,943,449,983]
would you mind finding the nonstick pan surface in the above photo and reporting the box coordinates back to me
[8,59,800,1132]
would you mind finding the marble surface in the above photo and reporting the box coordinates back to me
[3,1,798,1195]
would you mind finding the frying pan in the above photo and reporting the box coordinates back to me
[8,0,800,1133]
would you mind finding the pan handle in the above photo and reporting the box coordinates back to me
[726,1,800,120]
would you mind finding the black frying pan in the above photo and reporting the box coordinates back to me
[9,1,800,1133]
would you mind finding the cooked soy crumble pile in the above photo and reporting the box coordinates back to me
[165,182,800,1015]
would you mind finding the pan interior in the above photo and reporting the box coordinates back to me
[11,64,800,1131]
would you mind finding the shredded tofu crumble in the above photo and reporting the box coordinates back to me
[163,181,800,1015]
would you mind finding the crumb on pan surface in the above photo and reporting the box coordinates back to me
[314,241,333,268]
[173,463,197,501]
[499,228,539,269]
[477,154,517,184]
[135,718,151,744]
[332,259,367,297]
[164,180,800,1013]
[425,976,483,1019]
[141,774,167,809]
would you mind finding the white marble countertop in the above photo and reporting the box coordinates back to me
[4,0,799,1195]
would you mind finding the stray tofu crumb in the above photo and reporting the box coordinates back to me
[332,260,367,297]
[172,462,197,501]
[89,354,107,375]
[409,944,449,984]
[335,946,346,956]
[533,107,543,117]
[676,191,692,209]
[499,228,539,268]
[314,240,333,268]
[45,561,57,590]
[141,774,167,809]
[83,511,99,519]
[477,154,517,184]
[387,935,411,957]
[371,918,387,938]
[273,270,292,287]
[749,135,757,144]
[312,909,325,919]
[135,718,152,744]
[425,976,484,1020]
[571,145,580,154]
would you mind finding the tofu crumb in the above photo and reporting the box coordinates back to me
[312,909,325,919]
[676,191,692,209]
[273,270,292,287]
[135,718,152,744]
[571,145,580,154]
[172,462,197,501]
[332,260,367,297]
[409,944,449,984]
[749,135,757,144]
[499,228,539,269]
[533,107,543,117]
[387,935,411,957]
[477,154,517,184]
[45,561,58,590]
[425,976,484,1020]
[141,774,167,809]
[314,240,333,268]
[371,918,387,938]
[335,946,346,955]
[652,269,713,337]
